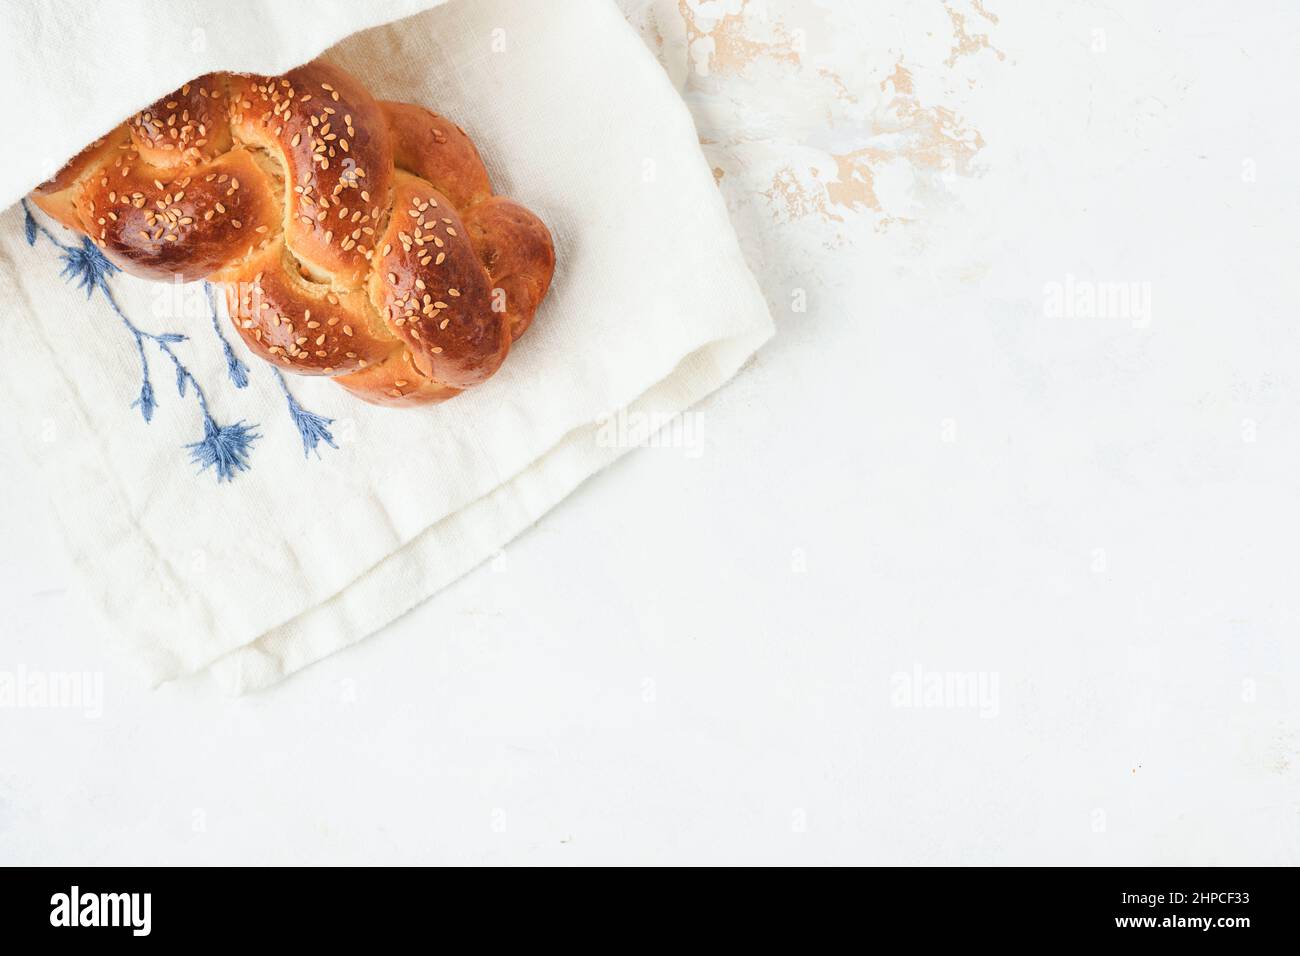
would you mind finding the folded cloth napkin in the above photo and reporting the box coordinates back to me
[0,0,448,208]
[0,0,774,692]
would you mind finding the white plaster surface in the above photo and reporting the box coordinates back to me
[1,0,1297,864]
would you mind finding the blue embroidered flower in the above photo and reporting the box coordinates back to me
[187,417,260,482]
[23,200,261,482]
[58,237,120,298]
[25,201,346,478]
[273,369,338,458]
[132,378,157,423]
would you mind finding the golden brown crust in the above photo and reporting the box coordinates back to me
[27,60,556,408]
[381,101,491,210]
[77,148,281,283]
[228,62,395,287]
[30,127,132,230]
[335,348,463,406]
[463,197,556,341]
[371,172,505,389]
[128,74,233,168]
[223,239,394,375]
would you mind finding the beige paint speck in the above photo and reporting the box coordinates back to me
[944,1,1006,68]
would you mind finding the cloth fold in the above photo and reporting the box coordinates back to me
[0,0,774,693]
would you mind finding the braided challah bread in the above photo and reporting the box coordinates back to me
[29,60,556,407]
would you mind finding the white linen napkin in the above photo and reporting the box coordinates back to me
[0,0,448,210]
[0,0,774,692]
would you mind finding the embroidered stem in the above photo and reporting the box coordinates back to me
[205,282,250,388]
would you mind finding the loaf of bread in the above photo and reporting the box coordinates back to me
[30,60,556,407]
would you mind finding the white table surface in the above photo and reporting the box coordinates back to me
[2,0,1297,865]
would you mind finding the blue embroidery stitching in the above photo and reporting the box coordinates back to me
[22,203,344,478]
[202,283,337,458]
[204,282,250,389]
[23,200,259,482]
[274,369,339,459]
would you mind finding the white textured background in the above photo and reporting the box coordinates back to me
[2,0,1297,864]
